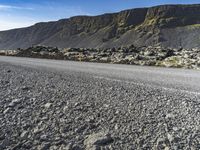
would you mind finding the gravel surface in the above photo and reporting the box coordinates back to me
[1,61,200,149]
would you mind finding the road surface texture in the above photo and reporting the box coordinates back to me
[0,56,200,150]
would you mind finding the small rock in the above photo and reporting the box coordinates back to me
[20,131,28,139]
[22,86,30,91]
[165,113,174,119]
[60,126,70,133]
[164,146,170,150]
[75,124,88,133]
[0,134,5,141]
[63,106,68,112]
[3,108,10,114]
[86,115,95,122]
[62,143,73,150]
[39,142,51,150]
[156,137,170,149]
[84,131,113,149]
[40,134,48,141]
[8,99,21,107]
[44,103,52,109]
[71,145,82,150]
[4,81,9,84]
[167,133,173,142]
[103,104,109,108]
[114,124,119,130]
[12,142,23,150]
[74,102,80,107]
[33,126,42,134]
[172,127,178,131]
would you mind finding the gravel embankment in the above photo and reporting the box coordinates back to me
[0,63,200,150]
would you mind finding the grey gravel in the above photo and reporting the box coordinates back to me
[0,58,200,149]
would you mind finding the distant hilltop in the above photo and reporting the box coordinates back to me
[0,4,200,49]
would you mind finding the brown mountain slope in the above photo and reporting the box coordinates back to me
[0,4,200,49]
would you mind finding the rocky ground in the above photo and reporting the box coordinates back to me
[1,63,200,149]
[1,45,200,70]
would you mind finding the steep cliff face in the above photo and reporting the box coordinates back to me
[144,5,200,28]
[0,4,200,49]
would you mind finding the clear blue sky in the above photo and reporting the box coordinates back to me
[0,0,200,31]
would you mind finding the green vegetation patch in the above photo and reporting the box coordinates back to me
[185,24,200,30]
[158,56,183,68]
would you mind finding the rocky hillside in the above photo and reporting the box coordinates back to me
[0,4,200,49]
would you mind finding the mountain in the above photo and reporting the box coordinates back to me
[0,4,200,49]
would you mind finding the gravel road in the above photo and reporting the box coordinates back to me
[0,56,200,149]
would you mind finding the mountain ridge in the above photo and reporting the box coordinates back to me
[1,4,200,49]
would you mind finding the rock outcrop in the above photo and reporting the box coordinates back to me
[1,45,200,69]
